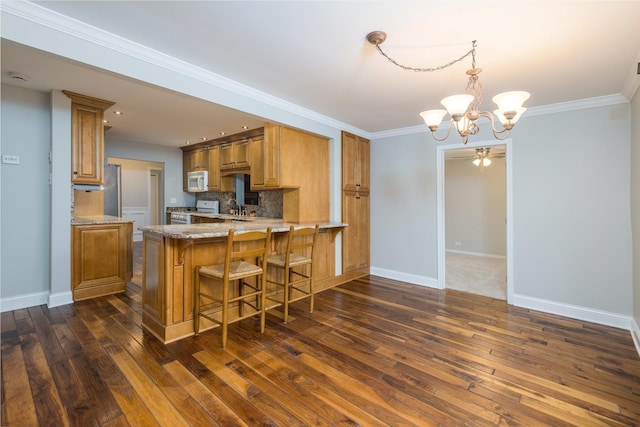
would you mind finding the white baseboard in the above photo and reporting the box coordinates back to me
[631,318,640,359]
[446,249,506,260]
[370,267,438,288]
[511,293,632,330]
[48,291,74,308]
[0,291,49,313]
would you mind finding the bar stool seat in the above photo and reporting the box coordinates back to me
[194,228,272,348]
[265,224,319,323]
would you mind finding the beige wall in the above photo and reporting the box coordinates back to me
[445,156,506,257]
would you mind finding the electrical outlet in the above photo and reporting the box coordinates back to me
[2,155,20,165]
[454,241,462,247]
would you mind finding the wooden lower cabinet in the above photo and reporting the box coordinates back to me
[141,226,344,343]
[72,222,133,301]
[342,190,370,273]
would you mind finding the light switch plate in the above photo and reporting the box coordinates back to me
[2,155,20,165]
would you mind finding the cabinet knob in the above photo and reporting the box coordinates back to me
[73,171,78,175]
[356,195,361,200]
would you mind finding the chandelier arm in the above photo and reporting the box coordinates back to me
[374,43,476,73]
[430,121,455,142]
[477,111,512,140]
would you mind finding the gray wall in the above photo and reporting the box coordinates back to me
[1,84,51,302]
[371,103,633,322]
[632,87,640,337]
[445,157,506,256]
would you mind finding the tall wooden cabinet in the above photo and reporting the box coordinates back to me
[342,131,370,274]
[63,91,115,186]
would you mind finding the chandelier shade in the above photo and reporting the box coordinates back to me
[419,109,447,129]
[440,94,474,117]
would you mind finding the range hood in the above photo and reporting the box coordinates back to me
[220,167,250,176]
[74,184,104,191]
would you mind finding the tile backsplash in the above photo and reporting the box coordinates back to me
[198,190,283,218]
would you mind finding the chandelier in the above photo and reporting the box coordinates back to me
[366,31,530,144]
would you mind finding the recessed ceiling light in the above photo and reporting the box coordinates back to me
[103,119,110,124]
[185,141,191,145]
[241,126,249,130]
[113,111,124,115]
[220,132,226,136]
[8,71,29,82]
[201,137,207,140]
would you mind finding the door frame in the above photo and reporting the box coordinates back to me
[436,138,513,302]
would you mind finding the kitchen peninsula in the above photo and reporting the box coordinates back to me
[139,219,347,343]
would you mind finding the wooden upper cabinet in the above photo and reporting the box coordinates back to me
[220,140,250,170]
[262,123,282,188]
[341,131,370,193]
[251,123,282,189]
[207,145,221,190]
[64,91,115,185]
[250,136,266,188]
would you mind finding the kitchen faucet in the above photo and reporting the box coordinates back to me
[228,198,244,215]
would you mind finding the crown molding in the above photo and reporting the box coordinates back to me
[1,1,633,143]
[370,93,630,140]
[1,0,366,137]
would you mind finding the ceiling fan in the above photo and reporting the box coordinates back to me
[450,147,505,167]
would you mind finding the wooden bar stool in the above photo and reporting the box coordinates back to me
[194,228,272,348]
[265,224,319,323]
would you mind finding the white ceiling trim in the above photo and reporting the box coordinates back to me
[1,0,369,137]
[371,93,629,140]
[1,1,633,143]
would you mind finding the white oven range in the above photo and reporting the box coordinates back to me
[170,200,219,224]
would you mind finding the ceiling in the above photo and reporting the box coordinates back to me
[2,1,640,147]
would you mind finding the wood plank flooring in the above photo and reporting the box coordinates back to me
[2,248,640,425]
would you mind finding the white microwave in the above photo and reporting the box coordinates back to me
[187,170,208,192]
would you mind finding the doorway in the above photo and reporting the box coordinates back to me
[149,169,164,225]
[436,139,513,302]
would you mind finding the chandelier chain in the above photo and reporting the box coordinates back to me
[374,40,477,73]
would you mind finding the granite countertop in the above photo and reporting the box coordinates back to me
[72,215,135,225]
[190,212,259,221]
[140,219,347,239]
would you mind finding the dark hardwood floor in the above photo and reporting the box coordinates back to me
[2,242,640,426]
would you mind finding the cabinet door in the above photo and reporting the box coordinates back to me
[342,192,370,273]
[234,140,250,168]
[72,224,127,300]
[342,191,360,273]
[71,103,104,185]
[220,143,234,169]
[192,149,208,171]
[342,132,370,192]
[342,132,358,192]
[207,146,221,190]
[357,137,370,192]
[356,192,370,269]
[250,137,265,188]
[263,126,281,188]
